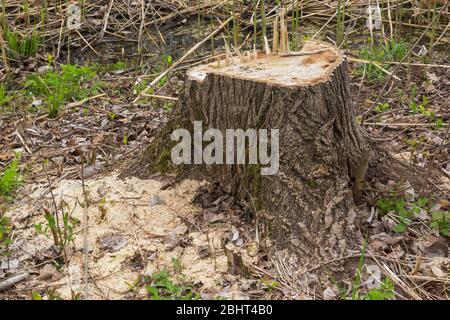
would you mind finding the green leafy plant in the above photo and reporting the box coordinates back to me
[31,288,62,300]
[31,291,43,300]
[409,87,436,117]
[145,268,200,300]
[34,208,77,254]
[407,88,443,128]
[435,118,444,130]
[409,88,431,117]
[24,64,99,117]
[0,158,22,200]
[377,195,448,235]
[162,102,174,111]
[430,211,450,236]
[108,112,117,120]
[133,79,149,95]
[133,79,153,105]
[352,241,395,300]
[165,54,173,67]
[377,196,429,233]
[32,289,74,301]
[261,279,280,293]
[374,102,390,113]
[364,277,395,300]
[134,55,172,104]
[0,215,12,254]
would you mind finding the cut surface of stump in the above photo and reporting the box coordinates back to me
[135,41,384,265]
[189,42,342,86]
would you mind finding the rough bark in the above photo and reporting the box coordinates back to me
[131,41,393,264]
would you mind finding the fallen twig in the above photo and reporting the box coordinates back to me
[0,273,28,292]
[140,93,178,101]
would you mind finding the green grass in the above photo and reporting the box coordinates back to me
[351,239,367,300]
[328,240,396,300]
[352,242,395,300]
[355,39,408,81]
[1,24,40,59]
[24,64,100,117]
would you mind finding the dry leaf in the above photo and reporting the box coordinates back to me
[426,72,439,82]
[99,234,127,252]
[0,152,14,161]
[92,134,104,144]
[430,265,446,278]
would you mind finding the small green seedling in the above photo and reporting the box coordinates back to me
[31,291,43,300]
[172,257,183,274]
[0,158,22,200]
[0,215,12,254]
[261,279,280,293]
[145,268,200,300]
[364,277,395,300]
[34,208,77,255]
[377,196,429,233]
[435,118,444,130]
[430,211,450,236]
[98,196,107,220]
[374,103,390,113]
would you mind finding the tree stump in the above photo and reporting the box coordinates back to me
[136,41,380,264]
